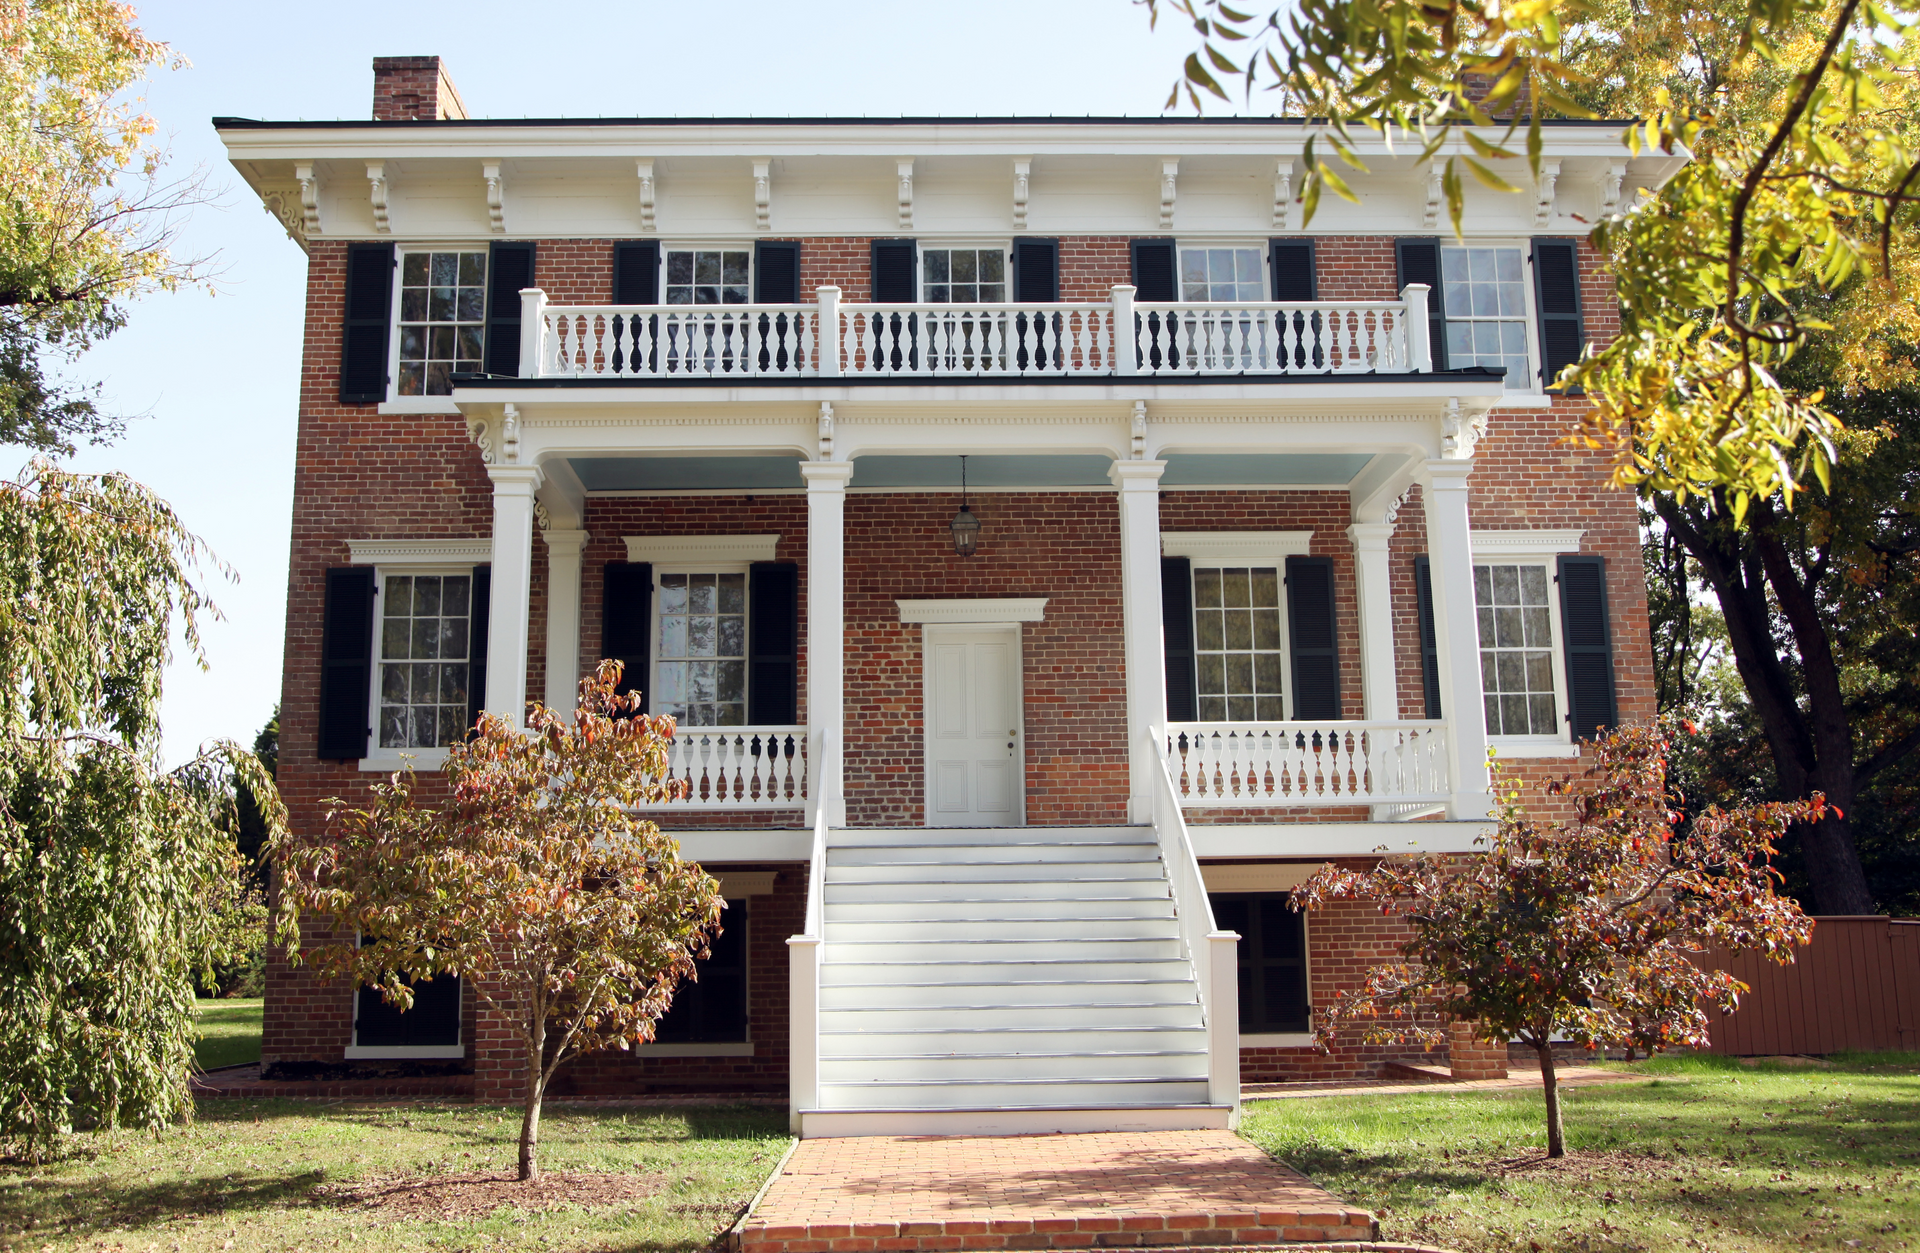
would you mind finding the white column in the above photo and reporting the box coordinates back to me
[1346,522,1399,721]
[802,461,853,826]
[1422,460,1492,818]
[541,528,589,715]
[484,466,542,727]
[1112,459,1168,825]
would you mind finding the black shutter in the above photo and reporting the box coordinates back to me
[1532,238,1586,392]
[339,242,394,403]
[755,241,802,303]
[467,565,490,730]
[1285,555,1341,721]
[1395,238,1448,371]
[1557,555,1616,740]
[1270,239,1319,369]
[1012,238,1059,302]
[1413,555,1443,719]
[870,239,917,301]
[1130,239,1177,301]
[603,562,653,713]
[653,899,748,1043]
[318,567,375,759]
[747,562,799,725]
[1209,893,1309,1034]
[356,974,461,1048]
[1161,556,1197,722]
[484,241,536,376]
[614,241,660,305]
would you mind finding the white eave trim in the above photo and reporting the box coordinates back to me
[624,534,781,564]
[1161,531,1315,560]
[897,597,1048,624]
[1470,528,1585,554]
[348,539,492,565]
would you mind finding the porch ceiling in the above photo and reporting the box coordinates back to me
[566,452,1378,493]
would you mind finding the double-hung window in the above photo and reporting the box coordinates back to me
[1191,565,1288,722]
[1475,561,1561,738]
[1162,533,1335,725]
[1440,245,1533,392]
[376,570,477,750]
[653,570,748,727]
[1178,245,1266,370]
[396,250,487,396]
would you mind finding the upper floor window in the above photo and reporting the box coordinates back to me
[397,250,486,397]
[1180,247,1264,302]
[922,248,1006,303]
[1441,246,1532,391]
[666,249,750,305]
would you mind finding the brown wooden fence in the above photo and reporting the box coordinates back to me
[1703,916,1920,1055]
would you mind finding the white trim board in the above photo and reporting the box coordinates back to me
[1161,531,1314,559]
[1469,528,1585,554]
[897,597,1048,624]
[625,534,781,564]
[348,538,492,565]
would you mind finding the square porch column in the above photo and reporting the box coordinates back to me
[802,461,853,826]
[541,528,589,714]
[1422,460,1492,818]
[1346,522,1398,721]
[1112,459,1168,825]
[484,465,543,727]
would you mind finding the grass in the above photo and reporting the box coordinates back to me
[0,1102,789,1252]
[1240,1052,1920,1253]
[193,998,263,1071]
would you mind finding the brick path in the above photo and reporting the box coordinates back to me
[736,1130,1376,1253]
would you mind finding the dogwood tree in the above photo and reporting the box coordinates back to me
[272,661,723,1182]
[1294,721,1819,1157]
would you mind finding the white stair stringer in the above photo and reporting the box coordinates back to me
[803,826,1228,1136]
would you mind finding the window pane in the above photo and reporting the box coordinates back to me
[1193,568,1222,608]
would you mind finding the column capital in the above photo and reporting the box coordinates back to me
[1345,521,1395,552]
[1109,459,1167,489]
[487,464,544,495]
[1422,457,1476,489]
[801,460,855,488]
[541,527,590,555]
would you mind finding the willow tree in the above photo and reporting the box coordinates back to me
[0,462,284,1161]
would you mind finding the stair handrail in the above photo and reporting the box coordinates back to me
[1148,724,1242,1116]
[786,726,835,1129]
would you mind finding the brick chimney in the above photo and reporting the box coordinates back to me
[372,56,469,121]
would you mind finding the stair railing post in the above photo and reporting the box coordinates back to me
[1207,931,1241,1120]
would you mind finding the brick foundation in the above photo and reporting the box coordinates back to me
[1447,1020,1509,1081]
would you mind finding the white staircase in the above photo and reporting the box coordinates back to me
[798,826,1233,1137]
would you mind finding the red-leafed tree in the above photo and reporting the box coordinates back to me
[1294,721,1820,1158]
[271,661,722,1181]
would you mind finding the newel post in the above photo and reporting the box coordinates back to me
[1207,930,1241,1117]
[817,285,842,377]
[1112,284,1138,376]
[1400,283,1432,373]
[518,288,548,378]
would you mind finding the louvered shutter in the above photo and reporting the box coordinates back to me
[603,562,653,712]
[484,241,536,376]
[339,243,394,403]
[870,239,917,301]
[1161,556,1197,722]
[1557,555,1616,740]
[1413,555,1442,718]
[1270,239,1319,369]
[1395,238,1448,371]
[467,565,490,729]
[318,567,376,759]
[754,242,804,372]
[1130,239,1177,301]
[1285,556,1341,720]
[1532,238,1586,392]
[747,562,799,725]
[612,241,659,375]
[1012,238,1059,302]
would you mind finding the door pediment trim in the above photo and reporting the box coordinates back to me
[897,597,1048,624]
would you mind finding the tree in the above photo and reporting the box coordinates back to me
[1144,0,1919,511]
[0,0,208,454]
[201,710,280,997]
[1294,721,1819,1158]
[0,460,284,1161]
[270,661,724,1182]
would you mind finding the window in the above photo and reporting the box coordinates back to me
[1180,247,1264,302]
[1192,566,1286,722]
[654,572,747,726]
[1476,563,1559,736]
[377,572,475,749]
[397,250,487,397]
[1208,893,1309,1034]
[653,901,747,1043]
[1441,245,1532,390]
[665,249,750,304]
[921,248,1006,303]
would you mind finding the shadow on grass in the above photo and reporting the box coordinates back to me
[0,1168,329,1233]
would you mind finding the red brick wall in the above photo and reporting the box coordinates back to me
[371,56,466,122]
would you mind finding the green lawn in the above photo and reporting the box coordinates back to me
[0,1102,789,1251]
[1240,1052,1920,1253]
[193,997,263,1071]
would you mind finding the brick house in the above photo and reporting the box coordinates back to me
[217,57,1675,1136]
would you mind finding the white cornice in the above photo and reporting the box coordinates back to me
[348,538,492,565]
[1161,531,1315,559]
[1470,528,1585,554]
[897,597,1049,624]
[624,534,781,564]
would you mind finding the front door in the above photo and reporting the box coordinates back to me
[925,625,1023,827]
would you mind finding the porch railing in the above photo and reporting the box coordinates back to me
[518,284,1431,381]
[640,725,808,809]
[788,727,835,1128]
[1163,720,1451,807]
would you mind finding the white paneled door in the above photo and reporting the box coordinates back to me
[924,625,1023,827]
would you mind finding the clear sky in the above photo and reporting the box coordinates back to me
[54,0,1251,766]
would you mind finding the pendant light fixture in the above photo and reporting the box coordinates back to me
[950,455,981,557]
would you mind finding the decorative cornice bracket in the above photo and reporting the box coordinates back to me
[896,158,914,230]
[366,162,390,233]
[482,160,506,234]
[1159,158,1179,230]
[636,159,656,232]
[752,158,771,231]
[1012,157,1031,230]
[1273,158,1296,231]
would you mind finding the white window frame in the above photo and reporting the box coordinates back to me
[917,241,1011,303]
[648,563,753,728]
[662,241,754,307]
[1162,531,1315,724]
[1470,529,1585,758]
[345,929,465,1060]
[1174,241,1270,304]
[349,538,494,771]
[1439,239,1542,396]
[380,246,489,416]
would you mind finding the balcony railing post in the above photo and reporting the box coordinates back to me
[1112,284,1138,376]
[518,288,548,378]
[817,286,842,377]
[1400,283,1432,373]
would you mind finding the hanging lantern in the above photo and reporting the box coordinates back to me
[950,456,980,557]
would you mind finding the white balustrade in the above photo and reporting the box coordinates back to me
[542,306,817,379]
[645,725,808,809]
[1131,302,1412,376]
[839,304,1114,377]
[1164,721,1451,806]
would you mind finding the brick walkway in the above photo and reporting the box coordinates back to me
[736,1130,1376,1253]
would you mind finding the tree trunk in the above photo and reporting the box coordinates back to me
[519,1011,545,1182]
[1537,1040,1565,1159]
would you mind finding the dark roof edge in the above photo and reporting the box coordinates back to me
[213,114,1636,131]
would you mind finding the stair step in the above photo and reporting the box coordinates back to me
[821,958,1192,985]
[819,1051,1207,1081]
[826,897,1175,921]
[821,977,1199,1010]
[824,936,1184,961]
[827,860,1164,884]
[816,1077,1213,1109]
[829,826,1150,847]
[819,1025,1209,1054]
[820,1002,1205,1030]
[825,915,1178,941]
[826,879,1170,903]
